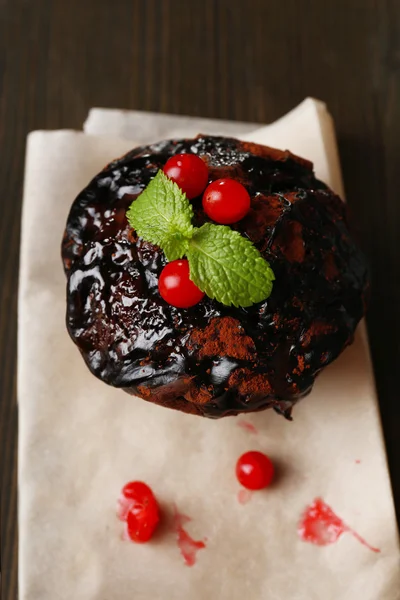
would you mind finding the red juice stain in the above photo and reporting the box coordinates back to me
[116,494,134,522]
[298,497,380,553]
[237,420,258,434]
[237,489,253,505]
[173,505,206,566]
[355,459,361,464]
[117,493,133,541]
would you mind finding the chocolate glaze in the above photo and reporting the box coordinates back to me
[62,136,369,418]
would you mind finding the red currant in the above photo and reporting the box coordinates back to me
[159,259,205,308]
[121,481,160,543]
[163,153,209,199]
[202,178,251,224]
[236,451,274,490]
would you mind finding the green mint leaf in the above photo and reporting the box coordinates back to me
[187,223,275,307]
[127,170,194,261]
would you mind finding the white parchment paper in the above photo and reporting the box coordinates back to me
[84,108,259,143]
[19,100,400,599]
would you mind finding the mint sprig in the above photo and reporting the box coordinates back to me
[187,223,275,307]
[127,170,194,261]
[127,170,275,307]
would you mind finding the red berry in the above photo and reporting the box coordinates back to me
[202,178,251,224]
[163,153,209,199]
[159,259,205,308]
[121,481,160,543]
[236,451,274,490]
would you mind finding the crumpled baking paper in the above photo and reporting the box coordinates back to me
[18,99,400,599]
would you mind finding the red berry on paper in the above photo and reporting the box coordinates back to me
[202,178,251,224]
[163,153,209,199]
[121,481,160,543]
[236,451,274,490]
[159,259,205,308]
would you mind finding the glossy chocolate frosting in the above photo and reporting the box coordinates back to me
[62,136,369,418]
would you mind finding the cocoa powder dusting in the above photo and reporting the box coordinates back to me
[293,355,306,376]
[229,368,272,396]
[297,355,306,371]
[184,385,212,405]
[274,220,306,263]
[240,141,313,170]
[301,321,337,347]
[137,385,152,399]
[189,317,256,361]
[282,191,305,205]
[241,195,284,245]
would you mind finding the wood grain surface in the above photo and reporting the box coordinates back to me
[1,0,399,597]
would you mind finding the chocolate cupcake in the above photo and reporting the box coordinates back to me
[62,135,369,418]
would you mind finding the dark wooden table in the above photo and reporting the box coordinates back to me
[1,1,399,597]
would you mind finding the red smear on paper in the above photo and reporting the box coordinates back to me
[355,459,361,464]
[298,497,380,553]
[173,506,206,566]
[116,495,134,522]
[237,489,253,505]
[237,420,258,434]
